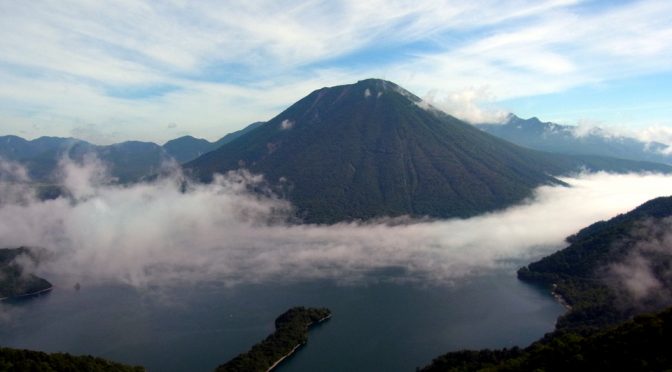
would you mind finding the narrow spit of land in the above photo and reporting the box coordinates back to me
[215,306,332,372]
[0,247,52,301]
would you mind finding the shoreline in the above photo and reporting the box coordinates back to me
[267,344,302,372]
[315,314,332,324]
[0,285,53,302]
[266,313,332,371]
[551,284,572,311]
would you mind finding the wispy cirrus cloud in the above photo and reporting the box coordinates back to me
[0,1,671,143]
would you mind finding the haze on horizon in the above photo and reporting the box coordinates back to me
[1,1,672,145]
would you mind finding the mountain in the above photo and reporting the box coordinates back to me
[163,136,214,163]
[0,137,172,183]
[477,114,672,164]
[0,135,88,162]
[0,136,93,181]
[518,196,672,330]
[96,141,173,182]
[186,79,672,224]
[163,122,264,163]
[0,122,265,182]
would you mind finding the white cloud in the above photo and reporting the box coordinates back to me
[0,68,354,144]
[0,158,33,205]
[387,1,672,101]
[423,86,508,123]
[630,126,672,153]
[280,119,294,130]
[1,1,672,142]
[609,254,662,301]
[561,119,672,154]
[1,158,672,288]
[604,217,672,308]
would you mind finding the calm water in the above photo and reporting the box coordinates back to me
[0,269,563,371]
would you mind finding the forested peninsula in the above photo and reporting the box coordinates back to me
[216,306,331,372]
[0,247,52,300]
[422,196,672,371]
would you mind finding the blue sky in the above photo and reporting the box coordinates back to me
[0,0,671,145]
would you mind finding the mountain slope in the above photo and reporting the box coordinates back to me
[212,121,265,149]
[423,197,672,371]
[518,196,672,330]
[477,115,672,164]
[186,79,670,223]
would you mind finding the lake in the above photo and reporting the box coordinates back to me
[0,267,564,371]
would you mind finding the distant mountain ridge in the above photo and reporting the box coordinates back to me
[0,122,264,183]
[163,122,264,163]
[477,114,672,164]
[186,78,672,223]
[0,136,172,183]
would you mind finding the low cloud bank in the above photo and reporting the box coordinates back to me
[604,217,672,310]
[1,158,672,288]
[567,121,672,156]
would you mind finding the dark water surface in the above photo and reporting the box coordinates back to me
[0,270,563,371]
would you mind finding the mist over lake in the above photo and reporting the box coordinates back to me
[2,158,672,288]
[2,158,672,370]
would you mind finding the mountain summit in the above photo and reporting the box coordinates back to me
[186,79,669,223]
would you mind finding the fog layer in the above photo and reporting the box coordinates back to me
[605,217,672,310]
[1,158,671,287]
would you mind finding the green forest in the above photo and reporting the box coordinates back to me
[518,196,672,330]
[421,306,672,372]
[0,347,144,372]
[216,306,331,372]
[422,196,672,371]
